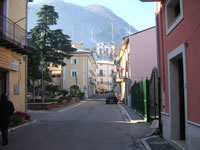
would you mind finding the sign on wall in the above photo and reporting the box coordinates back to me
[11,60,20,71]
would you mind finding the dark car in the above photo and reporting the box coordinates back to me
[106,93,118,104]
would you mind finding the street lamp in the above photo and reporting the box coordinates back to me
[75,75,78,87]
[39,59,46,103]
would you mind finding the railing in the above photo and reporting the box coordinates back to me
[97,73,105,77]
[148,68,159,122]
[0,13,35,52]
[97,81,112,85]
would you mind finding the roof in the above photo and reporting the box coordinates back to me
[123,26,156,39]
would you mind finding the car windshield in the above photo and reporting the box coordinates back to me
[108,93,114,97]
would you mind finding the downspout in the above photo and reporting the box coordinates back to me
[25,1,28,112]
[156,2,163,137]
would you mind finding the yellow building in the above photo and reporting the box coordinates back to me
[114,38,129,103]
[62,49,97,98]
[0,0,33,111]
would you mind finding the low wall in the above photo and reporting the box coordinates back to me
[28,102,58,110]
[28,98,81,110]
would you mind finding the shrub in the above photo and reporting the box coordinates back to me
[10,111,31,127]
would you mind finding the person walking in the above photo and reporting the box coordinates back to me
[0,93,15,146]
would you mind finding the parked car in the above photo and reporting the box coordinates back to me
[106,93,118,104]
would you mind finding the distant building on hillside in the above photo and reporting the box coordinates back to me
[96,43,120,61]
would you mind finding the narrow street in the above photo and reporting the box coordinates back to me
[1,95,151,150]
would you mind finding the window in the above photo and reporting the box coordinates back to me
[101,79,103,84]
[71,57,77,64]
[100,70,103,76]
[165,0,183,34]
[71,70,77,77]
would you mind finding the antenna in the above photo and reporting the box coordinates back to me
[91,25,93,42]
[112,23,114,44]
[72,24,74,42]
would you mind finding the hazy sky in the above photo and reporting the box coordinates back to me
[30,0,155,31]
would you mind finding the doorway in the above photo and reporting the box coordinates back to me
[0,71,6,100]
[0,0,7,36]
[168,44,187,143]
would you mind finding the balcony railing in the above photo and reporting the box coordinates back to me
[0,13,35,54]
[97,73,105,77]
[97,81,112,85]
[89,77,96,85]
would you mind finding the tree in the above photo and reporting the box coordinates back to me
[30,5,76,66]
[28,5,76,101]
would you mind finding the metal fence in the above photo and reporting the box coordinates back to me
[130,68,160,122]
[0,13,35,50]
[148,68,159,122]
[131,79,148,119]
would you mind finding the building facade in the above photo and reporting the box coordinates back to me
[122,27,157,106]
[0,0,33,111]
[128,27,157,83]
[62,49,97,98]
[49,64,62,88]
[96,60,116,93]
[114,39,129,103]
[141,0,200,149]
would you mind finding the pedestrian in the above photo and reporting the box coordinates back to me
[0,92,15,146]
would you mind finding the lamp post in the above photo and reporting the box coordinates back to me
[75,75,78,87]
[74,74,78,95]
[39,59,46,103]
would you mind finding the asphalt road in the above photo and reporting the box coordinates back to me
[1,95,147,150]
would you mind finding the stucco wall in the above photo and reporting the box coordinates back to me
[158,0,200,124]
[9,0,27,29]
[130,27,157,83]
[64,55,88,91]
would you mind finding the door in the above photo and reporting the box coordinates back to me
[169,52,186,141]
[0,0,6,35]
[0,71,6,100]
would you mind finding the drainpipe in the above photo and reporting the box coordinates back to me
[156,3,162,136]
[25,1,28,112]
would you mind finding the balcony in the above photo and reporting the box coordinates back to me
[97,73,105,77]
[0,13,35,55]
[89,77,96,85]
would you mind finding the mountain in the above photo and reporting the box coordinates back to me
[28,1,137,48]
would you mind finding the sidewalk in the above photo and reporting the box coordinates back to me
[120,104,179,150]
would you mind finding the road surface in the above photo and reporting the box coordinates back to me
[1,95,150,150]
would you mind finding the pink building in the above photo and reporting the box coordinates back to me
[141,0,200,149]
[127,27,157,83]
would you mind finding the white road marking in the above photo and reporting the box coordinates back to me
[58,101,85,112]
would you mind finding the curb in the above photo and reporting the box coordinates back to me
[118,104,154,150]
[9,119,37,133]
[141,137,154,150]
[118,104,132,122]
[0,119,37,136]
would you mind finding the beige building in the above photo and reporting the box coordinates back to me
[96,60,116,93]
[49,64,62,88]
[62,49,97,98]
[0,0,33,111]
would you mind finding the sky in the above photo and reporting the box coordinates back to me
[30,0,156,31]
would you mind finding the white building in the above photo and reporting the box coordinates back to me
[96,43,120,60]
[96,60,116,93]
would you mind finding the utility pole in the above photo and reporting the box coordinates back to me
[72,24,74,42]
[112,23,114,44]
